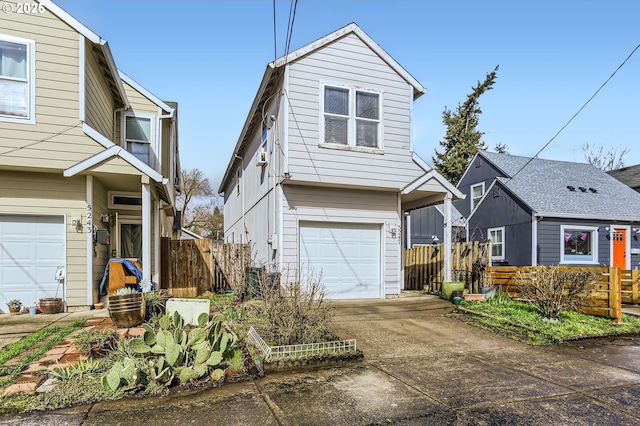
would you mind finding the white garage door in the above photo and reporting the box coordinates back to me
[300,222,381,299]
[0,215,65,312]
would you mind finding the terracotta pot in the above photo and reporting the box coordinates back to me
[8,307,20,315]
[39,298,63,314]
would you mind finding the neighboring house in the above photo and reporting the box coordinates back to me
[218,23,463,300]
[461,151,640,268]
[407,204,465,246]
[608,164,640,193]
[0,0,181,312]
[180,228,204,240]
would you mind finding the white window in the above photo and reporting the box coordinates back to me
[471,182,485,210]
[122,113,155,166]
[322,85,381,149]
[488,227,505,260]
[0,35,35,123]
[561,225,598,264]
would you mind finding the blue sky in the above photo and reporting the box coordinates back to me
[56,0,640,191]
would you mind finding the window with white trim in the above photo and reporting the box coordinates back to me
[488,227,505,260]
[470,182,485,210]
[0,35,35,122]
[122,113,154,165]
[561,225,598,264]
[322,85,381,149]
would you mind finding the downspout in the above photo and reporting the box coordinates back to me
[532,214,540,265]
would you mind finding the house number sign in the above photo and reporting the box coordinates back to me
[86,205,92,228]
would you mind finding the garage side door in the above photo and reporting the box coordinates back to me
[300,222,381,299]
[0,215,65,312]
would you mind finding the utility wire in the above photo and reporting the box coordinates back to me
[0,122,81,155]
[272,0,277,62]
[508,43,640,182]
[283,0,299,61]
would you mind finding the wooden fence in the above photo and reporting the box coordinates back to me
[486,265,640,321]
[404,241,492,294]
[160,238,250,297]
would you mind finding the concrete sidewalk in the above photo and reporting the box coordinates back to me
[2,294,640,425]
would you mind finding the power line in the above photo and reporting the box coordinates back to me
[272,0,277,62]
[283,0,298,61]
[508,42,640,182]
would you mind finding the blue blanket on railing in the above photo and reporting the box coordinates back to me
[99,258,143,296]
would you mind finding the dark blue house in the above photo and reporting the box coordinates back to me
[411,151,640,268]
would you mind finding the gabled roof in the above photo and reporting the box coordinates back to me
[119,71,174,114]
[38,0,128,109]
[608,164,640,189]
[218,23,425,193]
[477,151,640,221]
[272,23,425,99]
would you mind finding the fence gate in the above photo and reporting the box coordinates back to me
[404,241,491,294]
[160,238,250,297]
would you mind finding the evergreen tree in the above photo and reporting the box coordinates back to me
[433,66,499,185]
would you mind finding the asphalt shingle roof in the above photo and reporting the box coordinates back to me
[480,151,640,221]
[608,164,640,189]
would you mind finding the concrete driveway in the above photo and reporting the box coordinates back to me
[3,294,640,425]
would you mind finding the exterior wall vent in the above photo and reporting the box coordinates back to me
[493,188,500,197]
[475,158,482,168]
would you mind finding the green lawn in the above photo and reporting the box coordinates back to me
[453,294,640,345]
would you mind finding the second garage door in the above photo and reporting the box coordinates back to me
[0,215,65,312]
[300,222,381,299]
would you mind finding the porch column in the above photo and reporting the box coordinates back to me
[141,176,151,282]
[443,192,452,282]
[86,175,93,306]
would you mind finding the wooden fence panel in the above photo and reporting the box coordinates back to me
[160,239,250,297]
[487,265,623,321]
[404,242,491,293]
[620,269,640,305]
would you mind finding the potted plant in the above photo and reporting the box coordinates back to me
[108,287,145,328]
[6,299,22,314]
[442,270,467,301]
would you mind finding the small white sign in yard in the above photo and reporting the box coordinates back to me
[166,298,210,325]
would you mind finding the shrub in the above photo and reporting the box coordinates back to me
[516,265,597,320]
[256,268,332,346]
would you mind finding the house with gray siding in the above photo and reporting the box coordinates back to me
[608,164,640,193]
[464,151,640,268]
[218,23,463,299]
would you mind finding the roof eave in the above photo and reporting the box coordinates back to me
[218,64,279,193]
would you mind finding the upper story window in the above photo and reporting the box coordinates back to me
[561,225,598,264]
[322,85,381,149]
[0,35,35,123]
[122,113,154,166]
[470,182,485,210]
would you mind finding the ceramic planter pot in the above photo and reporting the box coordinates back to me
[39,298,63,314]
[442,282,465,301]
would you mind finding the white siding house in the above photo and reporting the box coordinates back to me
[219,23,463,299]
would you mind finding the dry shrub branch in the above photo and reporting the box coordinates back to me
[516,265,597,320]
[257,267,332,346]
